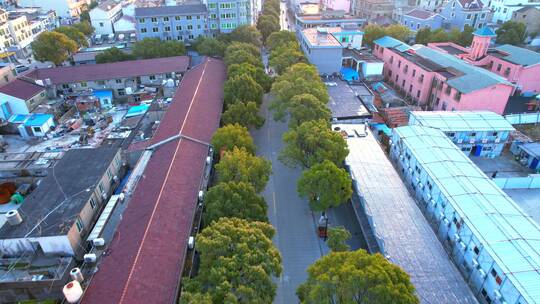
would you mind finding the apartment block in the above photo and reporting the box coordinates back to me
[89,0,123,35]
[391,125,540,304]
[17,0,91,19]
[204,0,257,32]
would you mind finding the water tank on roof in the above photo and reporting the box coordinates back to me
[84,253,97,263]
[125,87,133,95]
[70,268,84,282]
[165,79,175,87]
[63,281,83,303]
[5,210,22,225]
[93,238,105,248]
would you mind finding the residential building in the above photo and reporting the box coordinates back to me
[299,26,365,74]
[511,7,540,36]
[352,0,394,22]
[439,0,491,30]
[512,142,540,171]
[372,36,514,114]
[401,9,445,31]
[135,4,208,41]
[81,58,226,304]
[204,0,257,31]
[24,56,190,98]
[294,10,365,30]
[17,0,91,19]
[321,0,351,12]
[0,62,16,85]
[489,0,540,24]
[8,113,55,137]
[413,0,445,11]
[0,8,48,58]
[337,123,477,303]
[0,147,123,302]
[391,125,540,304]
[0,78,46,119]
[429,27,540,95]
[89,0,123,35]
[408,111,515,157]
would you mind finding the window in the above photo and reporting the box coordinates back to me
[441,102,447,110]
[473,246,480,255]
[398,60,401,68]
[80,82,87,87]
[115,79,122,84]
[187,25,193,30]
[412,69,416,77]
[419,74,424,83]
[448,132,455,137]
[455,92,461,101]
[189,34,194,39]
[481,13,486,19]
[175,16,180,20]
[149,75,156,80]
[152,27,159,32]
[211,23,217,29]
[404,64,408,74]
[176,25,182,30]
[470,132,476,137]
[409,84,413,92]
[118,88,125,96]
[197,25,201,29]
[390,56,394,64]
[466,13,471,20]
[504,67,510,76]
[402,79,405,87]
[451,13,455,18]
[90,197,96,209]
[445,85,451,95]
[97,80,105,85]
[165,26,171,31]
[396,75,399,82]
[164,17,169,21]
[417,90,420,98]
[62,84,69,89]
[416,24,420,30]
[139,18,145,23]
[496,64,502,72]
[33,126,41,133]
[197,15,201,19]
[151,17,157,22]
[99,182,104,194]
[178,35,183,40]
[141,28,147,33]
[210,13,217,19]
[99,22,104,27]
[208,3,217,8]
[187,16,192,20]
[492,132,498,136]
[76,217,84,232]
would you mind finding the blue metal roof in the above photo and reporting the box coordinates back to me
[22,114,53,127]
[473,27,496,37]
[494,44,540,67]
[93,89,113,100]
[409,111,515,132]
[373,36,411,50]
[413,45,512,93]
[394,125,540,303]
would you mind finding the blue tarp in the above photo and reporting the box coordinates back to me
[341,67,359,81]
[126,104,150,118]
[9,114,53,126]
[371,123,392,136]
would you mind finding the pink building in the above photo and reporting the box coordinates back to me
[372,36,514,114]
[321,0,351,12]
[429,28,540,95]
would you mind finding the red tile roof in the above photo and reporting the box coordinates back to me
[0,78,45,100]
[24,56,190,85]
[81,57,226,304]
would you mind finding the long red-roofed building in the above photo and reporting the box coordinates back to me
[81,57,226,304]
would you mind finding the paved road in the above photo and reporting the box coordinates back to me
[252,95,367,304]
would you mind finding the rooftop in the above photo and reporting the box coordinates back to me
[409,111,515,132]
[301,28,342,47]
[339,124,477,303]
[81,58,226,304]
[394,125,540,304]
[457,0,485,9]
[493,44,540,67]
[405,9,438,19]
[24,56,190,85]
[8,113,53,127]
[473,27,496,37]
[96,0,121,11]
[135,4,207,17]
[326,81,371,120]
[520,142,540,158]
[0,148,119,239]
[374,36,411,52]
[0,78,45,100]
[412,44,512,93]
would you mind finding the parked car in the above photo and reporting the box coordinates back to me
[94,34,103,45]
[15,65,29,74]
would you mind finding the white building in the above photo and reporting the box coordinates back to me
[89,0,123,35]
[489,0,540,23]
[17,0,91,19]
[0,8,50,57]
[0,78,47,120]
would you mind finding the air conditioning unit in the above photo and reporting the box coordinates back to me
[418,182,423,189]
[113,175,119,182]
[454,233,460,241]
[472,259,479,268]
[457,138,463,144]
[495,138,500,143]
[443,218,450,226]
[459,241,466,250]
[493,290,502,300]
[479,269,487,278]
[469,139,475,144]
[439,212,445,220]
[426,193,431,200]
[430,199,436,207]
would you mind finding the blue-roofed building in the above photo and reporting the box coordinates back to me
[93,90,113,109]
[408,111,515,157]
[391,125,540,304]
[8,113,55,138]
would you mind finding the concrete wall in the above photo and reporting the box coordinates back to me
[0,93,29,119]
[304,47,343,74]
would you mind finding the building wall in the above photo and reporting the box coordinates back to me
[389,134,530,304]
[0,93,29,119]
[486,57,540,94]
[205,0,255,33]
[511,7,540,34]
[90,4,123,35]
[0,64,16,85]
[26,90,47,112]
[18,0,90,18]
[136,12,208,42]
[439,0,491,30]
[402,15,443,31]
[322,0,351,12]
[66,150,122,258]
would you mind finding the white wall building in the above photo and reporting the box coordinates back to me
[17,0,91,19]
[488,0,540,23]
[89,0,123,35]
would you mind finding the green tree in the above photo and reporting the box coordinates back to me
[262,4,280,20]
[224,49,263,67]
[223,74,264,107]
[79,1,97,23]
[203,182,268,224]
[216,147,272,192]
[363,24,387,46]
[327,226,351,252]
[257,15,280,43]
[458,25,475,47]
[297,250,419,304]
[211,123,256,155]
[194,37,227,57]
[225,41,261,58]
[297,160,352,212]
[180,292,213,304]
[132,38,186,59]
[280,120,348,168]
[182,218,281,304]
[31,31,78,66]
[269,42,305,74]
[228,25,262,47]
[415,28,432,45]
[496,21,527,45]
[73,21,94,36]
[267,31,297,50]
[228,62,272,92]
[270,63,328,120]
[384,24,412,42]
[222,101,265,129]
[430,28,450,42]
[288,93,331,128]
[95,47,135,63]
